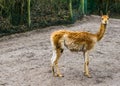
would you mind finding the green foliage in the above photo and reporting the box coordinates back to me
[0,0,120,36]
[0,17,28,36]
[0,0,28,25]
[31,0,82,27]
[88,0,120,15]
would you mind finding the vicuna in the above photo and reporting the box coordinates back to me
[50,12,109,78]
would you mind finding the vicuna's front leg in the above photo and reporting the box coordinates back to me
[83,51,91,78]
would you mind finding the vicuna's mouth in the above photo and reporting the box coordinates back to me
[102,21,108,24]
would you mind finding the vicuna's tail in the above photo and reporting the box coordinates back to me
[50,30,67,50]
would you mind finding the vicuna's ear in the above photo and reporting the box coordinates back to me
[100,10,103,16]
[107,11,110,16]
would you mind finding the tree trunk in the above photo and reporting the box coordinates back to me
[81,0,84,15]
[69,0,73,21]
[84,0,87,14]
[27,0,31,27]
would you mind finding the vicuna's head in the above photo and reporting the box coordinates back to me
[100,11,109,25]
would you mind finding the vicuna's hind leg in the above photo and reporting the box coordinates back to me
[51,48,64,77]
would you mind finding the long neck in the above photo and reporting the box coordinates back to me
[96,23,107,41]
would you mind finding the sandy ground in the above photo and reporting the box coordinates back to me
[0,15,120,86]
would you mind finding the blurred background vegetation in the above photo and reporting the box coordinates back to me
[0,0,120,36]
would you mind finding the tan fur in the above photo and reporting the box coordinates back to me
[50,15,109,77]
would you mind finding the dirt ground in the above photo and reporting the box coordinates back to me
[0,15,120,86]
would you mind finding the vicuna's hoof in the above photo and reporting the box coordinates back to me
[54,74,64,77]
[84,72,92,78]
[86,75,92,78]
